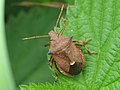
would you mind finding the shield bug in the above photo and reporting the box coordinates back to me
[22,5,96,80]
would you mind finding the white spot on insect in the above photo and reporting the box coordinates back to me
[70,61,75,65]
[60,70,63,73]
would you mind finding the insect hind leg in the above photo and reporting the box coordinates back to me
[49,56,58,80]
[73,39,96,54]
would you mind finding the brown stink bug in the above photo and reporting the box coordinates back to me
[22,5,96,80]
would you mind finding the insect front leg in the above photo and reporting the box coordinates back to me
[44,42,50,47]
[49,56,58,80]
[73,39,96,54]
[58,18,67,36]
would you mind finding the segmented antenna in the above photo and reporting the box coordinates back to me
[22,35,48,40]
[22,4,65,40]
[54,4,65,32]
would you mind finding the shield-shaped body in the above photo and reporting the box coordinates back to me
[48,31,84,76]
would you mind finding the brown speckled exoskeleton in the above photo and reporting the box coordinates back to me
[22,5,96,80]
[47,19,95,79]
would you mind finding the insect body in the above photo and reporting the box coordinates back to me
[48,31,84,77]
[22,5,96,80]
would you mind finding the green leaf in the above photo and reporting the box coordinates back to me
[20,82,75,90]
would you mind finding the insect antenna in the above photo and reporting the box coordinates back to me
[22,4,65,41]
[22,35,49,40]
[54,4,65,32]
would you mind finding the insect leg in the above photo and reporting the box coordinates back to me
[58,17,67,36]
[84,46,96,54]
[75,43,84,46]
[44,42,50,47]
[74,39,96,54]
[54,4,65,32]
[74,39,92,47]
[49,56,58,80]
[73,38,92,44]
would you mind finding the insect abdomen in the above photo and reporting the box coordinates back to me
[69,62,83,75]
